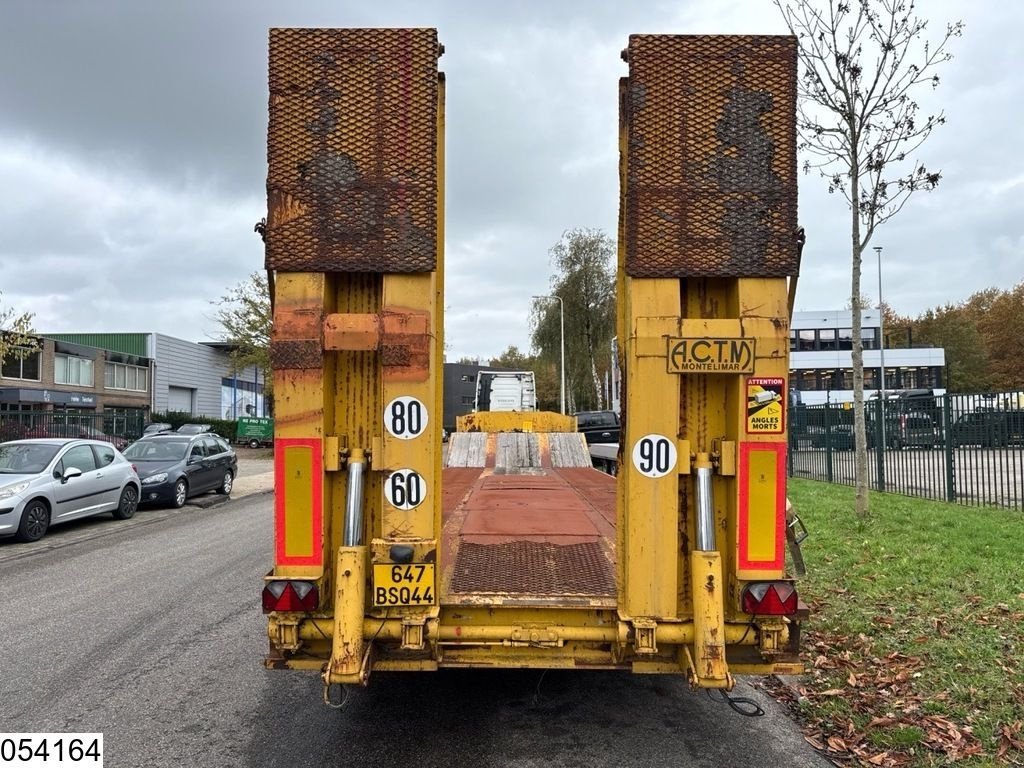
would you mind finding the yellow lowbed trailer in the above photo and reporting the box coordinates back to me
[261,28,807,699]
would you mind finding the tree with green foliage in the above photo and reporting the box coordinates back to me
[530,229,616,413]
[488,345,533,370]
[964,283,1024,392]
[212,272,272,396]
[913,304,990,393]
[0,292,38,364]
[884,283,1024,394]
[777,0,963,519]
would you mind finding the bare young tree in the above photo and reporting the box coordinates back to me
[776,0,962,518]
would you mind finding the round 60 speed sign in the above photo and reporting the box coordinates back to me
[631,434,677,478]
[384,396,428,440]
[384,469,427,511]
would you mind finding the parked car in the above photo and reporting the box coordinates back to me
[807,424,855,450]
[142,422,173,436]
[0,439,141,543]
[23,423,129,451]
[868,411,938,449]
[575,410,620,444]
[123,433,237,508]
[73,425,130,451]
[952,409,1024,448]
[176,423,212,435]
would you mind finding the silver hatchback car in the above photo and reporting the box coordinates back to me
[0,439,141,543]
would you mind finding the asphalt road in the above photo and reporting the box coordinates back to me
[0,492,830,768]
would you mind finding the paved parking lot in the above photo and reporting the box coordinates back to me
[791,446,1024,509]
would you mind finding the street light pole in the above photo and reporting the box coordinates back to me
[875,245,887,453]
[874,246,886,402]
[533,295,565,415]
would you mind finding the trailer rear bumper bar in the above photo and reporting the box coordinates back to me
[271,613,800,683]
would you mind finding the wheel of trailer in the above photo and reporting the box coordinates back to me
[172,479,188,508]
[16,500,50,542]
[248,439,261,449]
[216,471,234,496]
[113,485,139,520]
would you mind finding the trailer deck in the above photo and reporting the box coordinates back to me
[441,433,617,607]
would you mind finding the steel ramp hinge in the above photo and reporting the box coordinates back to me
[785,499,809,577]
[272,618,301,652]
[756,619,787,656]
[324,435,347,472]
[401,616,428,650]
[632,619,658,655]
[788,513,808,544]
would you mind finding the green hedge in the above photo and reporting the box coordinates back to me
[150,412,238,441]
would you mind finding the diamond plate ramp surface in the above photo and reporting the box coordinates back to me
[266,28,440,273]
[623,34,799,278]
[450,541,615,597]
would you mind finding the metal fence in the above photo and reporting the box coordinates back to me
[788,392,1024,511]
[0,409,145,451]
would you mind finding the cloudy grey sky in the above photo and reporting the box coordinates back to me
[1,1,1020,362]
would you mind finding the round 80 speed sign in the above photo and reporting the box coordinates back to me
[384,396,428,440]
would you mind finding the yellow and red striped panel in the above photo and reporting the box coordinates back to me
[737,441,786,574]
[274,438,324,567]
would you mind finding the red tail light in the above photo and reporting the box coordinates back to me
[741,581,798,616]
[262,580,319,613]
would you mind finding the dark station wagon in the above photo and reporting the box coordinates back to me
[123,433,238,508]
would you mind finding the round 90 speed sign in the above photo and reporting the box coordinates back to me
[631,434,677,478]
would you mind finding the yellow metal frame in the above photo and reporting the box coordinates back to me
[265,30,803,688]
[455,410,575,434]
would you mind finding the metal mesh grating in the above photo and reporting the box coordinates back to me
[266,28,440,273]
[623,35,799,278]
[269,339,323,370]
[450,541,616,596]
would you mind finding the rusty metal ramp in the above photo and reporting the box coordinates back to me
[444,432,490,468]
[445,431,592,469]
[440,433,617,608]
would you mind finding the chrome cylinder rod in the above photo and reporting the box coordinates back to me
[695,452,716,552]
[343,449,366,546]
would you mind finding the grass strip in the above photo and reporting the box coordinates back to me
[772,479,1024,767]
